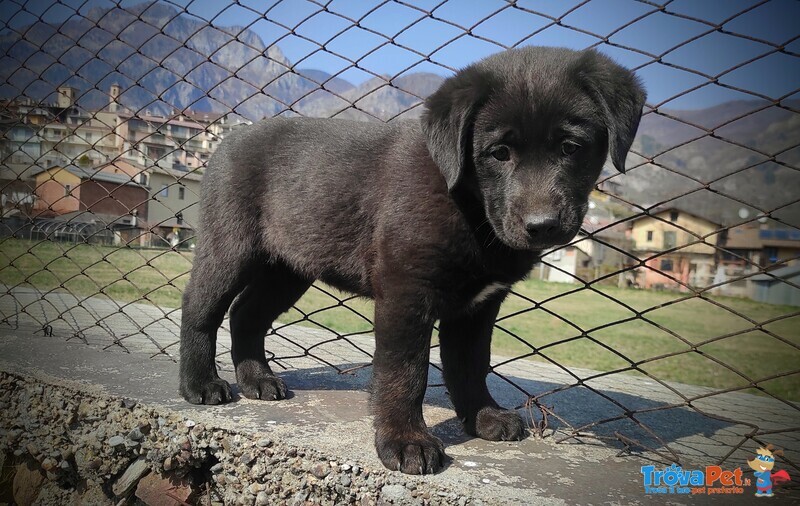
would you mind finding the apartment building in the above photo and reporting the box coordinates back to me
[1,85,245,240]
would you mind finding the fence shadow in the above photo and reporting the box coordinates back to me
[275,363,731,452]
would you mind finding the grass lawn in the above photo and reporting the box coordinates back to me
[1,238,798,400]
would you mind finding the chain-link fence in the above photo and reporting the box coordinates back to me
[1,0,798,476]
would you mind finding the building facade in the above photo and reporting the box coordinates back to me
[0,84,245,243]
[629,208,720,291]
[31,165,148,224]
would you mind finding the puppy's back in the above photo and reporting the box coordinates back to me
[198,117,416,292]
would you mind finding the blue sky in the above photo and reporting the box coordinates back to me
[3,0,799,109]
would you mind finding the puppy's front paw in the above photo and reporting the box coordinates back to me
[472,406,526,441]
[236,362,287,400]
[375,430,446,474]
[180,377,233,405]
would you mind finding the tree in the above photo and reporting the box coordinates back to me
[77,154,92,167]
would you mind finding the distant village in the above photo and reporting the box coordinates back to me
[1,86,798,306]
[0,85,249,248]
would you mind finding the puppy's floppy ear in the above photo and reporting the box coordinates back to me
[575,50,646,173]
[422,67,493,190]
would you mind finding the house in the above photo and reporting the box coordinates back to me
[542,241,592,283]
[0,84,238,209]
[629,207,720,291]
[44,87,121,167]
[1,86,122,213]
[0,98,51,172]
[95,158,150,187]
[0,84,227,243]
[540,197,634,285]
[30,165,148,232]
[720,225,800,268]
[542,226,632,284]
[0,87,121,171]
[113,103,237,172]
[714,223,800,297]
[146,165,203,246]
[94,158,203,246]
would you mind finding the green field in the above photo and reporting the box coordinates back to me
[1,238,797,400]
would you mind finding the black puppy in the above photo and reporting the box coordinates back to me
[179,46,645,474]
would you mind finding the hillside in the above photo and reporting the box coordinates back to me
[624,101,800,226]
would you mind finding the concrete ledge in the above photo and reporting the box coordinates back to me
[0,332,792,504]
[2,286,799,467]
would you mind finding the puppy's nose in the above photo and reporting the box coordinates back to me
[525,214,559,239]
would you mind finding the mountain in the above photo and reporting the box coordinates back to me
[1,1,796,226]
[295,69,355,95]
[294,73,446,121]
[0,1,444,122]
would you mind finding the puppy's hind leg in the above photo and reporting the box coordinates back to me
[179,243,253,405]
[230,261,311,401]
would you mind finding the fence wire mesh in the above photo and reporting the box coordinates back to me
[1,0,798,475]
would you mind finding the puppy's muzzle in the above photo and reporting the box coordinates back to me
[524,213,560,241]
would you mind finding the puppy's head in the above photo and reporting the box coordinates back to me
[422,47,646,250]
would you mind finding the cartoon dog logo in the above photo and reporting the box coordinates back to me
[748,445,791,497]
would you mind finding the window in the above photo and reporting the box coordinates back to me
[721,250,751,263]
[764,247,779,264]
[670,210,679,222]
[64,184,71,196]
[148,146,165,159]
[160,184,168,197]
[139,173,148,185]
[178,186,185,200]
[663,231,677,249]
[660,259,674,271]
[646,230,653,242]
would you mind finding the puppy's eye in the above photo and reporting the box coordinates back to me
[491,146,511,162]
[561,141,580,156]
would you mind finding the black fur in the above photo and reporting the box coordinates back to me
[179,46,645,474]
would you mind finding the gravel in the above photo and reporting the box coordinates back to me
[0,372,479,505]
[382,484,414,503]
